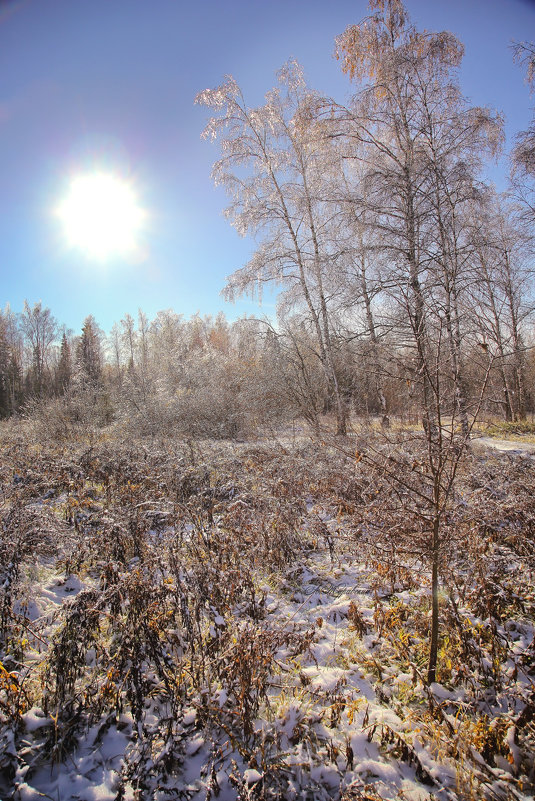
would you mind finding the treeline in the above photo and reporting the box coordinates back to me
[0,305,278,437]
[0,296,534,440]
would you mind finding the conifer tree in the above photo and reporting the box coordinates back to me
[77,316,102,384]
[56,332,72,395]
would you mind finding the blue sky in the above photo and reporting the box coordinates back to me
[1,0,534,335]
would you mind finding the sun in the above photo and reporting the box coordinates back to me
[56,172,146,261]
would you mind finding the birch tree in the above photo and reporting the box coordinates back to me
[333,0,502,434]
[512,41,535,223]
[334,0,502,684]
[20,301,57,398]
[197,61,349,433]
[470,195,533,421]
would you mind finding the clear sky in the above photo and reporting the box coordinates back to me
[1,0,534,335]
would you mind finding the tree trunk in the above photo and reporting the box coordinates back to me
[503,249,527,421]
[427,514,441,685]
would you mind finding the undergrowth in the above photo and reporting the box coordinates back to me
[0,426,533,800]
[484,420,535,438]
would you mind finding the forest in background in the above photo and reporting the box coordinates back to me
[1,291,535,444]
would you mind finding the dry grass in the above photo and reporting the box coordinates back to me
[0,423,534,799]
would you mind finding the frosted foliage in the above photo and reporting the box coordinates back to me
[276,58,305,91]
[197,62,341,303]
[196,59,350,433]
[194,0,528,445]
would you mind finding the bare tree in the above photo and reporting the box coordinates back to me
[120,313,137,371]
[109,322,123,388]
[470,195,533,421]
[334,0,502,683]
[19,301,58,398]
[511,41,535,223]
[197,61,349,434]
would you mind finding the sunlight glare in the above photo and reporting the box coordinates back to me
[56,172,146,261]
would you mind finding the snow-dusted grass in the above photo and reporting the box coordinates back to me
[0,431,534,800]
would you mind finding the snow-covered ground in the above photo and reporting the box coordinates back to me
[1,436,534,800]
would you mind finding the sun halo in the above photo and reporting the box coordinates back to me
[56,172,146,262]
